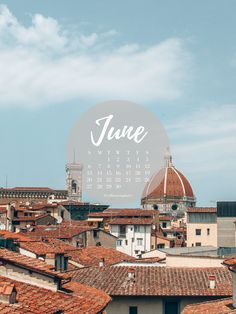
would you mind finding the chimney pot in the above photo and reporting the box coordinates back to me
[99,258,105,267]
[128,267,135,279]
[209,275,216,289]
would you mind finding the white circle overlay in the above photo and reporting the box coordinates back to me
[67,100,169,205]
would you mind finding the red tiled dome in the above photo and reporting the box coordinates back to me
[142,153,195,200]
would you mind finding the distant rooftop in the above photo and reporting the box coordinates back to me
[160,246,236,258]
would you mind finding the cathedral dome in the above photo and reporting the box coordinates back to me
[141,151,196,210]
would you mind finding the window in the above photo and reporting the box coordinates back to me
[195,229,201,236]
[137,238,143,246]
[157,243,165,249]
[129,306,138,314]
[93,230,98,238]
[207,228,210,236]
[196,242,201,246]
[164,301,179,314]
[71,180,77,193]
[125,240,128,245]
[134,225,141,232]
[119,225,126,238]
[116,240,122,246]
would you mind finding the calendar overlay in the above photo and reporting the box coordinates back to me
[68,101,169,205]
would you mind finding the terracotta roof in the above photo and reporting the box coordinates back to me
[0,231,32,242]
[13,213,55,222]
[223,257,236,267]
[25,224,93,239]
[89,209,156,218]
[0,275,110,314]
[18,241,67,255]
[159,216,172,221]
[58,200,83,205]
[182,297,236,314]
[125,257,165,264]
[0,248,68,279]
[41,238,78,252]
[68,247,133,267]
[187,207,217,213]
[109,217,154,225]
[72,266,232,297]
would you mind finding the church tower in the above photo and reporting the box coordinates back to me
[66,163,83,202]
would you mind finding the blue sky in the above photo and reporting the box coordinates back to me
[0,1,236,206]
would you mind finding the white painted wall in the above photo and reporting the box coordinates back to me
[110,224,151,257]
[19,248,37,259]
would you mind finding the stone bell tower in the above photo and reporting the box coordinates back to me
[66,163,83,202]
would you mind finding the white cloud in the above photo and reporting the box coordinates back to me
[0,5,192,108]
[168,105,236,175]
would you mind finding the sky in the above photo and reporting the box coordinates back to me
[0,0,235,206]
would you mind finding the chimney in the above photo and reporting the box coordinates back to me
[99,258,105,267]
[0,283,17,304]
[128,267,135,280]
[208,275,216,289]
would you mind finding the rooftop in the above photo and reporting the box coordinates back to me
[0,275,110,314]
[72,266,232,297]
[159,216,172,221]
[12,213,55,222]
[0,231,32,242]
[187,207,217,213]
[18,240,67,255]
[89,208,157,218]
[25,224,94,239]
[182,297,236,314]
[158,246,236,258]
[41,238,78,252]
[223,257,236,267]
[0,248,68,279]
[109,217,154,225]
[67,247,133,267]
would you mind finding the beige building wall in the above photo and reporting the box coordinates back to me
[186,223,217,247]
[86,230,116,248]
[217,217,236,247]
[106,296,223,314]
[151,235,172,249]
[166,255,224,268]
[0,264,57,291]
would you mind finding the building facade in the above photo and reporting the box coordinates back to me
[186,207,217,247]
[109,220,152,257]
[217,201,236,247]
